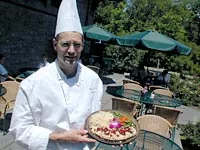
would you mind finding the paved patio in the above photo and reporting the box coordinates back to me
[0,73,200,150]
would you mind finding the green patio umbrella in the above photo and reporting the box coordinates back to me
[82,24,116,43]
[116,30,191,55]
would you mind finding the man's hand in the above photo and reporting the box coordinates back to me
[49,129,96,143]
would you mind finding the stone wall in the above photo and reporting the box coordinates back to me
[0,0,93,74]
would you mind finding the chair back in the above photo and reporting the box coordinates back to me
[0,97,6,118]
[0,81,20,134]
[86,65,100,74]
[153,89,174,97]
[149,85,169,91]
[122,79,140,85]
[153,106,183,127]
[1,81,20,102]
[112,97,141,118]
[137,114,172,137]
[1,81,20,113]
[123,83,144,91]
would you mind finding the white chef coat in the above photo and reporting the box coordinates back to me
[9,61,103,150]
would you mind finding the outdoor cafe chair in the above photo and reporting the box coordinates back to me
[137,115,172,138]
[122,79,140,85]
[15,77,24,82]
[149,85,169,91]
[153,106,183,142]
[93,129,182,150]
[0,97,6,118]
[123,83,144,91]
[1,81,20,105]
[153,105,183,127]
[86,65,100,74]
[112,97,141,118]
[152,89,174,97]
[0,81,20,135]
[133,130,182,150]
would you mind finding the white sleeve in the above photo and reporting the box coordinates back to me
[9,86,53,150]
[91,77,103,112]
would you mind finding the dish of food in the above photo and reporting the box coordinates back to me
[85,110,140,145]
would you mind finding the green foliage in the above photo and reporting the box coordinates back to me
[95,1,131,35]
[183,0,200,44]
[94,0,200,105]
[95,0,200,76]
[104,45,145,71]
[170,74,200,106]
[169,42,200,76]
[94,0,200,143]
[179,121,200,145]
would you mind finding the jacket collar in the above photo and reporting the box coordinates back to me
[54,60,83,86]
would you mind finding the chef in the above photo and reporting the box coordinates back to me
[9,0,103,149]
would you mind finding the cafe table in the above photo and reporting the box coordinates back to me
[116,88,183,115]
[116,88,182,107]
[93,130,182,150]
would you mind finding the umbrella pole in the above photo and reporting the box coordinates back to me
[156,58,160,69]
[147,52,151,76]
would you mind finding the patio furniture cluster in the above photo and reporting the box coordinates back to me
[95,80,183,150]
[0,75,183,150]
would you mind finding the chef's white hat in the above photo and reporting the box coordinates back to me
[55,0,83,37]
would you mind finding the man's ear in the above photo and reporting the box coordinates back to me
[52,38,57,51]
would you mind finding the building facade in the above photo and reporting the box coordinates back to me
[0,0,95,74]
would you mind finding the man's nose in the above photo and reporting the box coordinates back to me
[67,45,76,54]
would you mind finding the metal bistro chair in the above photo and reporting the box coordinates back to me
[133,130,182,150]
[137,115,172,138]
[153,105,183,142]
[112,97,141,118]
[123,83,144,91]
[0,81,20,135]
[123,83,147,115]
[86,65,100,74]
[93,97,141,150]
[0,97,6,118]
[149,85,169,91]
[122,79,141,85]
[152,89,174,98]
[15,77,24,82]
[153,106,183,127]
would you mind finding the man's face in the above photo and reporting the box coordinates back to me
[53,32,83,68]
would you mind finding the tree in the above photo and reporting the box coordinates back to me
[180,121,200,146]
[95,0,200,75]
[183,0,200,45]
[94,0,200,107]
